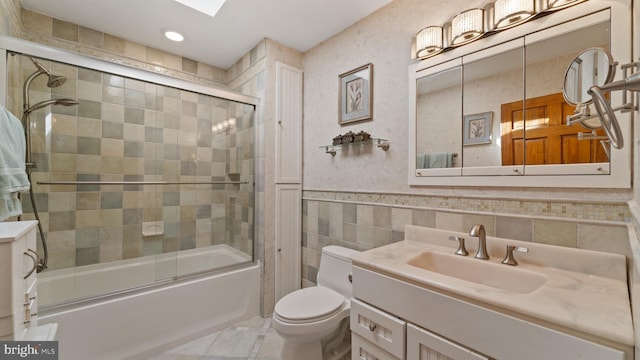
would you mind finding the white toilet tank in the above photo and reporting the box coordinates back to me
[317,245,360,298]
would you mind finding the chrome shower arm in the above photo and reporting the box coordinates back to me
[22,70,44,112]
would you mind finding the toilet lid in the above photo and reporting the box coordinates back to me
[275,287,345,321]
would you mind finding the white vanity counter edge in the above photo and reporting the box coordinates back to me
[0,221,39,243]
[351,226,634,346]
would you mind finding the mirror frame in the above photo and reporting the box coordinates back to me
[408,0,631,188]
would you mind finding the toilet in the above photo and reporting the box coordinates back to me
[272,245,360,360]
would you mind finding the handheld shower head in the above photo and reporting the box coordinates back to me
[24,98,79,115]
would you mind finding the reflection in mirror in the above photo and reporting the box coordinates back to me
[563,47,615,105]
[415,66,462,169]
[522,21,610,165]
[462,47,523,168]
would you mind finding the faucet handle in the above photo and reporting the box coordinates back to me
[448,236,468,256]
[501,245,529,266]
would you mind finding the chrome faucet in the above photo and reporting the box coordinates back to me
[469,224,489,260]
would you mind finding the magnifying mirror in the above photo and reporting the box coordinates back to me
[562,47,616,129]
[563,47,615,105]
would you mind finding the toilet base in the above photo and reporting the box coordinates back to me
[279,318,351,360]
[280,337,350,360]
[281,340,323,360]
[323,335,351,360]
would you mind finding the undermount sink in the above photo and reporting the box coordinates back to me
[407,250,548,294]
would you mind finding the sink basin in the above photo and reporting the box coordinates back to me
[407,251,548,294]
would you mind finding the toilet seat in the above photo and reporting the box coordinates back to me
[275,287,346,323]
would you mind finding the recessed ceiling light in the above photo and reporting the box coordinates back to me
[174,0,227,18]
[164,30,184,42]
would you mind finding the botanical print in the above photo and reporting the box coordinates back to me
[463,111,492,145]
[469,118,485,139]
[339,63,373,124]
[347,78,364,113]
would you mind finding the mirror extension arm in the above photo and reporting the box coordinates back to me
[588,86,623,149]
[588,71,640,149]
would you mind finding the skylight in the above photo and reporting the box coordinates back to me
[174,0,227,18]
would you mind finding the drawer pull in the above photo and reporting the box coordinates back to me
[23,249,39,279]
[368,323,377,332]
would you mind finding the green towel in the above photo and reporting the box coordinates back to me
[0,106,29,221]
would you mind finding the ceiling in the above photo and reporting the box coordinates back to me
[21,0,393,69]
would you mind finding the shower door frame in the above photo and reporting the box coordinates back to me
[0,34,261,286]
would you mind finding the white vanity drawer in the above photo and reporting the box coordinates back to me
[407,323,490,360]
[352,333,400,360]
[351,298,405,359]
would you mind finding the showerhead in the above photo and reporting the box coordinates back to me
[46,74,67,88]
[27,56,67,88]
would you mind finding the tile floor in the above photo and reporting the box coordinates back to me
[147,316,284,360]
[147,315,352,360]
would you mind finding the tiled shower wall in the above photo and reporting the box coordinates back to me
[8,55,255,270]
[0,8,258,272]
[301,191,631,287]
[0,0,21,37]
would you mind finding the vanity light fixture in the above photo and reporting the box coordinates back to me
[451,9,485,46]
[493,0,535,29]
[412,0,588,60]
[164,30,184,42]
[546,0,586,10]
[416,26,444,58]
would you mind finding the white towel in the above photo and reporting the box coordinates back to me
[427,152,454,168]
[0,105,29,221]
[416,153,428,168]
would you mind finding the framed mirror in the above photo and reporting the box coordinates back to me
[415,60,462,176]
[523,21,611,173]
[408,0,631,188]
[462,40,524,176]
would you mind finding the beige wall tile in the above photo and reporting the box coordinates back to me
[391,208,412,232]
[79,26,102,48]
[533,219,577,248]
[496,216,533,242]
[52,18,78,42]
[435,212,463,231]
[357,205,374,226]
[124,40,146,61]
[22,10,51,37]
[578,224,630,256]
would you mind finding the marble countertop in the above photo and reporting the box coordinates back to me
[351,226,634,346]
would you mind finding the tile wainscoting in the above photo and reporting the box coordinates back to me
[302,190,631,287]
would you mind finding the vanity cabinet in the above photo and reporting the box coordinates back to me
[0,221,38,340]
[351,298,405,360]
[351,297,490,360]
[407,324,489,360]
[351,265,631,360]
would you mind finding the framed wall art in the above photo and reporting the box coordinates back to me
[339,63,373,125]
[463,111,492,145]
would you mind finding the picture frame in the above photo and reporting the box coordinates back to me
[463,112,493,146]
[339,63,373,125]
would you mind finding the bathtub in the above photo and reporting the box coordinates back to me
[36,245,260,360]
